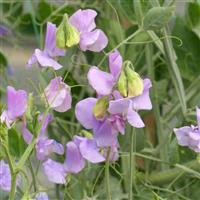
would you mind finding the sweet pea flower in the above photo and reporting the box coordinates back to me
[42,135,117,184]
[174,107,200,152]
[69,9,108,52]
[44,76,72,112]
[22,114,64,161]
[27,22,65,70]
[87,50,122,96]
[0,160,11,191]
[0,86,27,128]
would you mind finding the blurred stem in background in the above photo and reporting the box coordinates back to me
[146,43,169,170]
[105,147,111,200]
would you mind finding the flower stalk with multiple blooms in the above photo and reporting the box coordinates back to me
[0,7,198,200]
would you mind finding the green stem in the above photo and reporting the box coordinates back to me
[105,147,111,200]
[129,128,136,200]
[146,44,168,170]
[9,173,17,200]
[28,158,37,192]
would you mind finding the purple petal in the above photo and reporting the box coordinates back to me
[22,124,33,144]
[7,86,27,120]
[43,159,66,184]
[36,138,64,161]
[75,97,97,129]
[35,49,63,70]
[103,146,119,162]
[79,139,105,163]
[44,77,72,112]
[80,29,108,52]
[27,53,37,68]
[38,114,53,138]
[44,22,65,57]
[126,106,145,128]
[131,78,152,110]
[109,50,122,80]
[0,25,9,36]
[0,110,13,128]
[94,120,118,147]
[87,66,115,95]
[108,98,130,114]
[69,9,97,33]
[35,192,49,200]
[64,141,85,174]
[196,107,200,129]
[0,160,11,191]
[174,126,192,146]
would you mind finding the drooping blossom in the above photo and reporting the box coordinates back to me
[0,86,27,128]
[87,50,122,96]
[35,192,49,200]
[42,135,116,184]
[44,76,72,112]
[22,114,64,161]
[174,107,200,152]
[0,160,11,191]
[27,22,65,70]
[69,9,108,52]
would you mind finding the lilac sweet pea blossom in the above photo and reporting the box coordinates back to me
[69,9,108,52]
[27,22,65,70]
[42,135,112,184]
[44,76,72,112]
[87,50,122,96]
[0,86,27,128]
[22,114,64,161]
[174,107,200,152]
[0,160,11,191]
[35,192,49,200]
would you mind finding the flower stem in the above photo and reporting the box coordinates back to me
[9,173,17,200]
[105,147,111,200]
[129,128,136,200]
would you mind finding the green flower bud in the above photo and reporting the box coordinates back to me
[125,65,143,97]
[117,70,128,97]
[93,96,109,119]
[80,130,93,139]
[56,14,80,49]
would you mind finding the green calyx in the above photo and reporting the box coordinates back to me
[93,96,109,119]
[56,13,80,49]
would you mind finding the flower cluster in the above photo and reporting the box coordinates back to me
[0,8,153,199]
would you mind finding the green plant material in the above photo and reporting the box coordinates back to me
[143,6,174,31]
[93,96,109,119]
[0,50,8,69]
[117,69,128,97]
[56,13,80,48]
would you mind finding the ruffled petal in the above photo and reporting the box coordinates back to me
[0,160,11,191]
[69,9,97,33]
[131,78,152,110]
[126,106,145,128]
[75,97,98,129]
[109,50,122,80]
[7,86,27,120]
[108,98,130,114]
[87,66,115,96]
[80,29,108,52]
[174,126,192,146]
[79,139,105,163]
[42,159,66,184]
[35,49,63,70]
[64,141,85,174]
[94,120,118,147]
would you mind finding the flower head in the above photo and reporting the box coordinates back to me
[0,86,27,128]
[44,76,72,112]
[0,160,11,191]
[174,107,200,152]
[27,22,65,70]
[69,9,108,52]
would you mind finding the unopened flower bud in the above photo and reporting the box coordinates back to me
[117,70,128,97]
[125,65,143,97]
[56,14,80,49]
[93,96,109,119]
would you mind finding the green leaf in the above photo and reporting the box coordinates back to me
[0,50,8,69]
[8,128,26,158]
[143,6,174,31]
